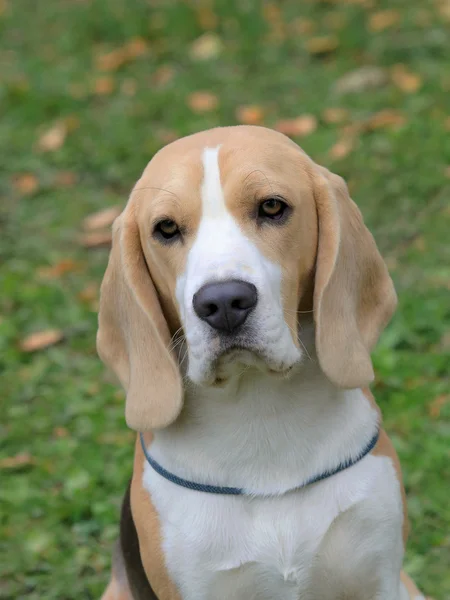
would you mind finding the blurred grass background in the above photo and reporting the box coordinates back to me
[1,1,449,598]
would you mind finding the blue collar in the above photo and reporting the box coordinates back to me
[140,428,380,496]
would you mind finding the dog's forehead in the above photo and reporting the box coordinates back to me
[136,126,306,195]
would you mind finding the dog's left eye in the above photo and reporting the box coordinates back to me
[153,219,181,242]
[258,198,288,221]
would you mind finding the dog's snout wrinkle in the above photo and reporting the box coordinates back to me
[193,280,257,334]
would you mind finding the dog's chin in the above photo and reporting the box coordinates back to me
[189,346,301,388]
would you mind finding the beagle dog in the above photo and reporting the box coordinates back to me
[97,126,425,600]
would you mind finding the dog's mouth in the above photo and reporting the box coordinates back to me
[209,343,299,386]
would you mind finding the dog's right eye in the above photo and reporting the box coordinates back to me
[153,219,181,242]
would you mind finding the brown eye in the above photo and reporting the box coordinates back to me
[258,198,288,221]
[154,219,180,242]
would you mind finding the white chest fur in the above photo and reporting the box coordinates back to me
[142,361,404,600]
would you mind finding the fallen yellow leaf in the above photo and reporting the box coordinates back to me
[187,91,219,113]
[54,171,77,187]
[78,282,99,306]
[196,5,218,30]
[428,394,449,418]
[291,17,315,35]
[96,37,149,71]
[94,76,115,95]
[322,108,349,124]
[83,206,122,231]
[305,36,339,56]
[37,122,67,152]
[274,115,317,137]
[53,427,69,438]
[121,78,137,96]
[368,9,400,32]
[366,109,406,130]
[152,65,175,87]
[391,64,422,93]
[79,231,113,248]
[236,105,265,125]
[20,329,64,352]
[329,137,355,159]
[37,259,81,279]
[13,173,39,195]
[0,453,35,469]
[190,32,222,61]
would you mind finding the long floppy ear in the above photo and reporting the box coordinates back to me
[96,201,183,431]
[312,167,397,389]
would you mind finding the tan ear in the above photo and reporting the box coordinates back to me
[312,167,397,389]
[96,201,183,431]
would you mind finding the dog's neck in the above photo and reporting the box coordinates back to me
[151,324,379,495]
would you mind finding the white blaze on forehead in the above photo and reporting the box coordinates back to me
[201,146,227,218]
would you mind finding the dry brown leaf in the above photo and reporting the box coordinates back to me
[414,9,432,27]
[305,36,339,56]
[428,394,449,418]
[438,1,450,21]
[78,282,99,306]
[291,17,315,35]
[323,12,347,30]
[94,76,115,95]
[55,171,77,187]
[190,32,222,61]
[0,453,35,469]
[274,115,317,137]
[37,259,81,279]
[366,109,406,130]
[20,329,64,352]
[391,64,422,93]
[196,5,218,30]
[236,105,265,125]
[329,137,355,159]
[444,166,450,178]
[79,230,113,248]
[187,91,219,113]
[121,78,137,96]
[152,65,175,87]
[156,129,179,145]
[368,9,400,32]
[322,108,349,124]
[68,83,87,99]
[334,66,388,95]
[37,122,67,152]
[96,37,149,71]
[53,427,69,438]
[13,173,39,195]
[83,206,121,231]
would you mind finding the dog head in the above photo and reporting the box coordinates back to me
[97,126,396,431]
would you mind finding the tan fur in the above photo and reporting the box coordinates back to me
[97,203,183,431]
[97,126,421,599]
[312,167,397,389]
[130,434,181,600]
[97,126,396,433]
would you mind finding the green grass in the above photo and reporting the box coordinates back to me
[1,1,449,598]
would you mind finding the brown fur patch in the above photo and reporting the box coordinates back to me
[130,434,181,600]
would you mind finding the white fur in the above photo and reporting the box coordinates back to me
[145,145,407,599]
[175,145,300,385]
[144,354,405,599]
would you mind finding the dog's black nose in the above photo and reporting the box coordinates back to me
[193,280,257,333]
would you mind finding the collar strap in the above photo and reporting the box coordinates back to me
[140,429,380,497]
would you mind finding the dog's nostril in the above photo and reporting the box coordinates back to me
[206,303,218,316]
[193,280,258,333]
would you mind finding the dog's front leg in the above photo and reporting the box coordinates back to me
[311,496,405,600]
